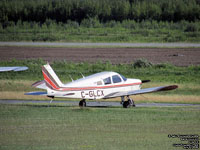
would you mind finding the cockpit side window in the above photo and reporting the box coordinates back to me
[103,77,111,85]
[120,74,127,81]
[112,75,122,83]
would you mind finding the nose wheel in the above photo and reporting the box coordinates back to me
[79,99,86,107]
[122,96,135,108]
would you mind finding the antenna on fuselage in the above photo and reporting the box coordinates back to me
[80,72,85,78]
[69,75,74,82]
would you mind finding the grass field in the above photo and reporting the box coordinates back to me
[0,105,199,150]
[0,59,200,103]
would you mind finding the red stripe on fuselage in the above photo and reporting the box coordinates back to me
[58,82,141,91]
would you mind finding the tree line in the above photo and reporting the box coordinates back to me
[0,0,200,25]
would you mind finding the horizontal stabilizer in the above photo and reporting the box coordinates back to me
[24,91,47,96]
[32,80,47,90]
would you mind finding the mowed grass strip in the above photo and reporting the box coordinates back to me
[0,105,199,150]
[0,80,200,103]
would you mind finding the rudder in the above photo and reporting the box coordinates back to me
[42,63,63,90]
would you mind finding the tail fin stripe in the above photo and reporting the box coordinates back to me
[42,66,60,88]
[42,71,59,90]
[45,80,56,90]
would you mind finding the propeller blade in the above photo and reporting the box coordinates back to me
[142,80,151,83]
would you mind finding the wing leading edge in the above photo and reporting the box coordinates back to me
[104,85,178,99]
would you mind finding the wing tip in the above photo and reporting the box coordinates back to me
[162,85,178,91]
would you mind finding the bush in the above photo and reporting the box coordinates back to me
[67,20,79,28]
[184,23,199,32]
[104,20,121,28]
[81,18,102,28]
[133,59,153,68]
[122,20,137,29]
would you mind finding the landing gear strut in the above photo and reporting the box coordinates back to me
[79,99,86,107]
[121,96,135,108]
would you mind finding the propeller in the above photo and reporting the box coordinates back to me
[142,80,151,83]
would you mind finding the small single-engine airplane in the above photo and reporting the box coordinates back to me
[0,66,28,72]
[25,63,178,108]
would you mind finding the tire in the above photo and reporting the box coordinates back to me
[79,100,86,107]
[123,101,129,108]
[82,101,86,107]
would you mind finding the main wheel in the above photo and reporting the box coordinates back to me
[123,101,129,108]
[79,100,86,107]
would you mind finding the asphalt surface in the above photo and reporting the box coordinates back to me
[0,99,200,108]
[1,42,200,47]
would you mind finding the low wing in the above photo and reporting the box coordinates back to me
[24,91,47,96]
[0,66,28,72]
[32,80,47,90]
[104,85,178,99]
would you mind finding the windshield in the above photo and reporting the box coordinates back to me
[120,74,127,81]
[112,75,122,83]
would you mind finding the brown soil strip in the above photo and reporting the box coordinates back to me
[0,46,200,66]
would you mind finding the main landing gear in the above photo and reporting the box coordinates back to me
[79,97,135,108]
[79,99,86,107]
[121,96,136,108]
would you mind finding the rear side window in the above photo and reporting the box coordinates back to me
[103,77,111,85]
[96,81,102,85]
[112,75,122,83]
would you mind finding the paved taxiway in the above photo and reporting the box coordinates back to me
[1,42,200,47]
[0,100,200,108]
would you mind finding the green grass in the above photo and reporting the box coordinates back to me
[0,59,200,84]
[0,105,199,150]
[1,21,200,43]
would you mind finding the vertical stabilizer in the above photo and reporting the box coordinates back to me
[42,63,63,90]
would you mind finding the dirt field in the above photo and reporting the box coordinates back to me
[0,46,200,66]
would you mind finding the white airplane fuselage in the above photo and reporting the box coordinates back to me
[46,71,142,100]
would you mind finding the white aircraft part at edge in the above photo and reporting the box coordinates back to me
[0,66,28,72]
